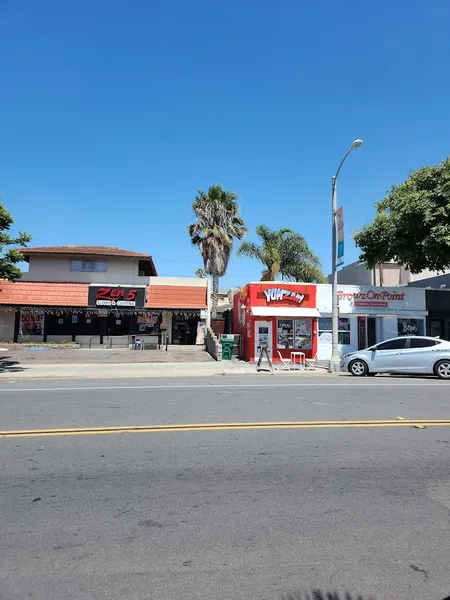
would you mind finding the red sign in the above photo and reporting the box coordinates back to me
[88,286,145,308]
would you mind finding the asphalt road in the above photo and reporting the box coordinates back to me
[1,376,450,600]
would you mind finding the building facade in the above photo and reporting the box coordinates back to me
[232,282,428,363]
[316,284,428,361]
[0,246,209,345]
[233,283,320,363]
[330,260,450,287]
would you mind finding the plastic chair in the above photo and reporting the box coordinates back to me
[277,351,292,371]
[305,353,318,370]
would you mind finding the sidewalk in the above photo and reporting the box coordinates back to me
[0,360,336,380]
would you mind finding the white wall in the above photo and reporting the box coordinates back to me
[317,315,358,362]
[0,311,15,342]
[148,276,208,287]
[21,255,151,285]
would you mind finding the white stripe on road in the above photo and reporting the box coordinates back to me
[0,382,447,392]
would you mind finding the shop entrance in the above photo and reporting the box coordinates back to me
[106,313,131,336]
[254,320,272,359]
[367,317,376,347]
[172,314,199,345]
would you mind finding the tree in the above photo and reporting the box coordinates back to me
[354,159,450,273]
[188,185,247,317]
[280,233,327,283]
[0,198,32,282]
[237,225,293,280]
[195,268,207,278]
[237,225,326,282]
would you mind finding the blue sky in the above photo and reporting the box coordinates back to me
[1,0,449,288]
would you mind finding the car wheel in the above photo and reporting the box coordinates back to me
[349,359,368,377]
[434,360,450,380]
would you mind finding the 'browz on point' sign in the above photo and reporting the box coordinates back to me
[88,286,145,308]
[263,288,305,304]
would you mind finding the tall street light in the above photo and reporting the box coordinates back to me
[329,139,363,372]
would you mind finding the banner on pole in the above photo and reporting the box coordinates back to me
[336,206,344,267]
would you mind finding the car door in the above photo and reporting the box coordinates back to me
[370,337,409,372]
[400,337,441,373]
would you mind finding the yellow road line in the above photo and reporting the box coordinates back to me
[1,419,450,438]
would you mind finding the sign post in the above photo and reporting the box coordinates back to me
[256,344,274,374]
[336,206,344,267]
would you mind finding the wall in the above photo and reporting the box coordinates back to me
[21,255,150,285]
[407,272,450,289]
[148,276,208,287]
[333,262,373,285]
[205,326,222,361]
[0,311,15,342]
[331,261,450,287]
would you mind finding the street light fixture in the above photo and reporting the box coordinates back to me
[329,139,363,372]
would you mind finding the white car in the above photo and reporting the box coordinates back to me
[341,336,450,379]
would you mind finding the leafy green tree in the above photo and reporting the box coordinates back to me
[0,198,32,281]
[354,159,450,273]
[237,225,326,282]
[188,185,247,317]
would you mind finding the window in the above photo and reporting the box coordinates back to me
[277,318,312,350]
[277,319,293,349]
[70,260,107,273]
[138,260,153,276]
[409,338,440,348]
[397,318,424,336]
[376,338,408,351]
[318,317,351,345]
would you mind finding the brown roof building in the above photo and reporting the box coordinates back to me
[0,246,209,346]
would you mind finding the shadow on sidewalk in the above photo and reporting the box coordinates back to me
[0,356,25,373]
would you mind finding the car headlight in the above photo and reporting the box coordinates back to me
[343,353,354,360]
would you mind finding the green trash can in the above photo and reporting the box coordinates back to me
[220,338,233,360]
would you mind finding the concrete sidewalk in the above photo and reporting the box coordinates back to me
[0,360,333,380]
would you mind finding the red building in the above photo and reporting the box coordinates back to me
[233,283,319,362]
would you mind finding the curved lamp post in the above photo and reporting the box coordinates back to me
[329,139,363,372]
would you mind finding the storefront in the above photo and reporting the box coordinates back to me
[316,284,428,361]
[0,280,209,345]
[425,289,450,340]
[233,283,320,362]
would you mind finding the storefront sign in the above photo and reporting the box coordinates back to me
[338,289,406,308]
[20,311,44,336]
[88,286,145,308]
[317,285,426,316]
[263,288,305,304]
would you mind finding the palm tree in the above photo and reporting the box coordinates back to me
[237,225,293,280]
[279,232,327,283]
[237,226,326,283]
[188,185,247,317]
[195,268,207,278]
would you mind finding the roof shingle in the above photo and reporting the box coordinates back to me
[19,245,154,259]
[0,281,89,306]
[146,285,207,309]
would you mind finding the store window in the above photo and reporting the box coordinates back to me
[70,260,107,273]
[277,318,312,350]
[397,318,424,336]
[318,317,351,345]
